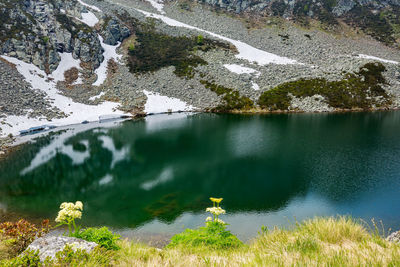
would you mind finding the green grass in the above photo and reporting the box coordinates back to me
[258,62,391,111]
[167,221,243,250]
[2,217,400,266]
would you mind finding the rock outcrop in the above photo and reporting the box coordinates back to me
[0,0,130,73]
[25,235,98,262]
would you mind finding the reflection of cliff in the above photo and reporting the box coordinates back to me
[0,112,400,228]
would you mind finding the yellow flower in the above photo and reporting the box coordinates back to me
[210,197,223,204]
[206,216,212,222]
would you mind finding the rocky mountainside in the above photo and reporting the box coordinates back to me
[190,0,400,46]
[0,0,129,74]
[0,0,399,143]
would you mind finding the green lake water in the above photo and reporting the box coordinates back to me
[1,111,400,241]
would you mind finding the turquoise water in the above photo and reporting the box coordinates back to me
[1,112,400,241]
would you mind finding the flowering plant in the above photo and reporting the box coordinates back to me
[55,201,83,236]
[206,197,226,225]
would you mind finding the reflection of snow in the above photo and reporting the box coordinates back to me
[93,35,122,86]
[145,113,190,133]
[135,9,299,65]
[144,90,195,114]
[140,167,174,190]
[18,120,126,175]
[99,174,113,185]
[98,136,129,168]
[21,137,90,175]
[358,54,399,64]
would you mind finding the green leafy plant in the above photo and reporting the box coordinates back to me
[197,35,204,45]
[55,201,83,236]
[128,43,135,52]
[2,249,41,267]
[167,197,243,249]
[0,219,50,255]
[73,227,121,250]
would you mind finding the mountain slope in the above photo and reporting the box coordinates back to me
[0,0,399,139]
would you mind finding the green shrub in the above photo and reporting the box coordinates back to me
[2,249,41,267]
[258,62,391,111]
[74,227,121,250]
[167,197,243,250]
[200,80,254,111]
[128,43,135,52]
[167,221,243,250]
[197,35,204,45]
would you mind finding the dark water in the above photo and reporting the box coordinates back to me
[1,112,400,241]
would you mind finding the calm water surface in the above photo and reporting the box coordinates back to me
[1,112,400,241]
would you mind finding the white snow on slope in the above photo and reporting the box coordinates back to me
[144,0,165,14]
[93,35,122,86]
[77,0,102,12]
[135,9,299,66]
[77,10,99,27]
[358,54,399,64]
[143,90,195,114]
[0,56,126,137]
[224,64,261,76]
[251,82,260,90]
[50,53,82,83]
[89,92,106,101]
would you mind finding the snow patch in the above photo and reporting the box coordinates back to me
[0,55,126,137]
[358,54,399,65]
[224,64,261,76]
[77,10,99,27]
[50,53,82,83]
[143,90,195,114]
[93,35,122,86]
[251,82,260,90]
[77,0,102,12]
[135,9,299,66]
[144,0,165,14]
[89,92,106,101]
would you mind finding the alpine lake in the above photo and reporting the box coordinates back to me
[1,111,400,244]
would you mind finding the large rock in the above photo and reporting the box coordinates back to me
[101,18,131,45]
[25,235,98,262]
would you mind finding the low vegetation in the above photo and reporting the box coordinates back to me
[119,12,232,79]
[1,199,400,266]
[63,67,79,85]
[258,62,392,111]
[200,80,254,112]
